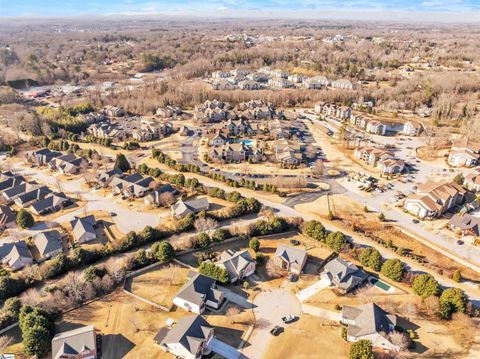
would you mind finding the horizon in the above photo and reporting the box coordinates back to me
[1,0,480,23]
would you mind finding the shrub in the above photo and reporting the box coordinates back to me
[249,237,260,252]
[303,220,326,241]
[359,247,382,271]
[340,326,347,341]
[255,253,265,264]
[349,339,374,359]
[412,273,439,298]
[151,241,175,263]
[16,209,34,229]
[0,276,26,302]
[199,262,229,284]
[380,259,404,282]
[45,254,71,279]
[453,269,462,282]
[326,231,347,252]
[439,287,466,319]
[211,228,228,242]
[83,266,106,282]
[19,307,54,358]
[198,233,211,248]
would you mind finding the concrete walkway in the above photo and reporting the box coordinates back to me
[296,277,330,302]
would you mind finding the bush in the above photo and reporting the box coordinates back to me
[412,273,439,298]
[211,228,228,242]
[340,326,347,341]
[249,237,260,252]
[326,231,347,252]
[439,287,466,319]
[255,252,265,264]
[453,269,462,282]
[349,339,374,359]
[45,254,71,279]
[303,220,326,241]
[83,266,106,282]
[0,276,26,302]
[198,233,211,248]
[16,209,34,229]
[199,262,229,284]
[380,259,404,282]
[359,247,382,272]
[151,241,175,263]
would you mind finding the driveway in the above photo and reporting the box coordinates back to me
[241,288,302,359]
[208,337,244,359]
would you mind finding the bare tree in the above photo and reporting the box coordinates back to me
[194,217,218,233]
[311,159,325,177]
[226,306,241,324]
[62,272,85,304]
[388,331,410,353]
[158,191,176,207]
[265,256,284,279]
[0,336,13,352]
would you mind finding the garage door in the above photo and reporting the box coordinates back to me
[207,337,242,359]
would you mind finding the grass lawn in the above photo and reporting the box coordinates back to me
[126,264,189,309]
[5,290,189,359]
[263,314,349,359]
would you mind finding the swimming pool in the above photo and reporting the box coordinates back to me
[241,139,255,146]
[370,278,391,292]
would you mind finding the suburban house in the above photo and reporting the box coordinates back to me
[404,181,465,219]
[70,215,97,243]
[173,272,224,314]
[30,192,70,215]
[0,205,16,228]
[144,184,180,206]
[341,303,399,350]
[322,257,368,294]
[376,157,405,175]
[448,214,480,239]
[0,173,24,192]
[274,245,308,274]
[34,230,64,260]
[87,122,127,141]
[25,148,61,166]
[48,153,88,175]
[156,315,214,359]
[448,139,480,167]
[463,173,480,192]
[110,173,154,198]
[0,240,33,271]
[3,183,38,203]
[268,78,294,89]
[96,168,123,188]
[171,198,209,218]
[104,106,125,117]
[14,186,52,208]
[208,132,230,147]
[402,121,424,136]
[212,80,237,91]
[51,325,97,359]
[217,249,256,283]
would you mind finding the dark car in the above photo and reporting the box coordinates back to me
[412,219,419,224]
[290,239,300,246]
[270,326,283,336]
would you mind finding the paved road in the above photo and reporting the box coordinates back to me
[241,289,302,359]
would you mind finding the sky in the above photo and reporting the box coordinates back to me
[1,0,480,21]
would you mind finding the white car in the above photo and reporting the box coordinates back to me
[282,314,296,323]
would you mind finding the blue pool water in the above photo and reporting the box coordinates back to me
[241,139,255,146]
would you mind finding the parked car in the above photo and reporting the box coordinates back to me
[282,315,296,324]
[412,219,419,224]
[290,239,300,246]
[288,273,298,282]
[270,326,283,336]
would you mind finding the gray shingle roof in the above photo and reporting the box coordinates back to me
[174,272,223,306]
[51,325,96,359]
[160,315,212,355]
[34,230,63,257]
[342,303,397,337]
[323,257,368,292]
[275,245,307,266]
